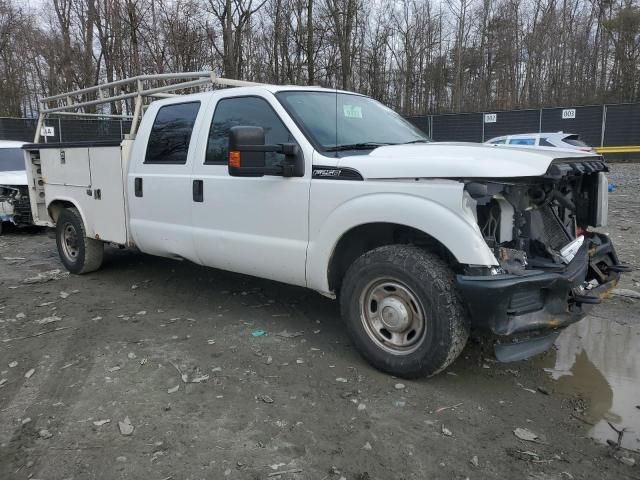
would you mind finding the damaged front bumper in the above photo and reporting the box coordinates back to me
[456,233,627,362]
[0,185,32,227]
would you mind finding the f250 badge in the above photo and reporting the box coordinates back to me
[313,168,342,177]
[312,166,363,181]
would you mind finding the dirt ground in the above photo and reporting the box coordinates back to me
[1,164,638,480]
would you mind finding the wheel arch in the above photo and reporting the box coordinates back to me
[326,222,458,294]
[48,198,94,237]
[306,193,498,295]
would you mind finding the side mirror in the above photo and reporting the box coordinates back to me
[228,126,266,177]
[228,126,304,178]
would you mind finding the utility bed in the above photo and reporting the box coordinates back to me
[23,72,258,247]
[23,140,133,245]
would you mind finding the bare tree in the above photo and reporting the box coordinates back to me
[2,0,640,117]
[207,0,267,78]
[325,0,362,89]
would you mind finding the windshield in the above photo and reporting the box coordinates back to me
[0,148,25,172]
[276,91,428,152]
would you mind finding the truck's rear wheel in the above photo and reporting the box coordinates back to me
[340,245,469,378]
[56,207,104,274]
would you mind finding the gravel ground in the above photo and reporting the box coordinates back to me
[0,164,638,480]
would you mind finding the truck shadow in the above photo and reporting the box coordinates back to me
[97,245,488,370]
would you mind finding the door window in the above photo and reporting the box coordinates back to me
[205,96,294,166]
[145,102,201,164]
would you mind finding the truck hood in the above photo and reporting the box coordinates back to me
[0,170,28,186]
[336,142,599,179]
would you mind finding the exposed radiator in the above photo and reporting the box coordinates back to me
[530,205,571,251]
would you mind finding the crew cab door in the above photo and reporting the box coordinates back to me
[127,100,203,262]
[190,93,311,287]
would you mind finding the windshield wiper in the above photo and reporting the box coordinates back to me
[324,142,396,152]
[403,139,429,144]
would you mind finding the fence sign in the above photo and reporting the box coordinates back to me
[484,113,497,123]
[40,126,55,137]
[562,109,576,119]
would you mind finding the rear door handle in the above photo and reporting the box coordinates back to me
[134,177,143,197]
[193,179,203,202]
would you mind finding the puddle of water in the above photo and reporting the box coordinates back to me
[536,314,640,452]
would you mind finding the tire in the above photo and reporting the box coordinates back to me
[56,207,104,274]
[340,245,469,378]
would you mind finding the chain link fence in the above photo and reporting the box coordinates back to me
[406,102,640,161]
[1,102,638,160]
[0,117,131,143]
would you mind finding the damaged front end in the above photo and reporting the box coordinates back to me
[456,157,630,362]
[0,185,32,228]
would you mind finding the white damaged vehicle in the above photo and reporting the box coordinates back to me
[0,140,31,234]
[22,75,630,377]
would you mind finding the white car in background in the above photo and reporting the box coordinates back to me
[485,132,594,153]
[0,140,30,234]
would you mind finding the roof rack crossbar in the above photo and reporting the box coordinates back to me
[47,111,134,119]
[34,72,265,143]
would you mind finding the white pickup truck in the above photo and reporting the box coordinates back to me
[23,73,628,377]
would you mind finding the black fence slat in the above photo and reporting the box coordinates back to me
[603,104,640,146]
[482,110,540,141]
[405,115,430,136]
[540,106,603,147]
[0,118,38,142]
[432,113,483,142]
[58,118,124,143]
[0,117,129,143]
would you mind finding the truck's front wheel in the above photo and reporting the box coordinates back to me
[340,245,469,378]
[56,207,104,274]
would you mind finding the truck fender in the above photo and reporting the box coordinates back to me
[306,193,498,294]
[47,197,96,238]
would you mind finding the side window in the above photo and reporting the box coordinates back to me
[0,148,25,171]
[490,139,506,144]
[145,102,201,164]
[539,137,555,147]
[508,138,535,145]
[206,96,294,166]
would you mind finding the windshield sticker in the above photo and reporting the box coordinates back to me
[343,105,363,119]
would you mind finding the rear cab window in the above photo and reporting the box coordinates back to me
[145,102,201,164]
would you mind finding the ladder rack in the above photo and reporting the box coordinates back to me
[34,72,264,143]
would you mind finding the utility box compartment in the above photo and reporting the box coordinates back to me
[88,146,127,244]
[40,148,92,187]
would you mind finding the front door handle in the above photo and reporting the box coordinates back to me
[134,177,143,197]
[193,179,203,202]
